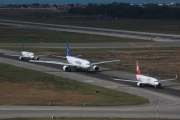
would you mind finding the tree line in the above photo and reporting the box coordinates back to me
[68,3,180,19]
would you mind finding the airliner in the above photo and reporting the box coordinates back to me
[111,61,177,88]
[4,43,44,61]
[30,41,120,72]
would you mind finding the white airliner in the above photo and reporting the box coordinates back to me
[111,61,177,88]
[30,41,120,72]
[4,43,44,61]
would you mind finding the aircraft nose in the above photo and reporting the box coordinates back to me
[155,82,159,86]
[86,64,90,68]
[30,55,35,58]
[86,64,91,69]
[30,55,34,57]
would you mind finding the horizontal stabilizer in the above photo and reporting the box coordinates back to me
[29,60,73,66]
[52,55,67,58]
[4,54,20,57]
[91,59,120,66]
[37,54,51,57]
[110,75,138,83]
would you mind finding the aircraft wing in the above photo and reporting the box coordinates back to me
[110,76,138,82]
[52,55,67,58]
[36,54,51,57]
[4,54,20,57]
[29,60,74,66]
[91,59,120,66]
[74,55,82,57]
[158,74,177,82]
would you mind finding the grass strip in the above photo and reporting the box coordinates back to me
[0,27,151,43]
[0,63,148,106]
[0,9,180,34]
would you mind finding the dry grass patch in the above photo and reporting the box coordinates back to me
[112,49,180,79]
[0,80,101,105]
[0,63,148,106]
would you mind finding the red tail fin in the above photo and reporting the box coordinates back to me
[136,61,141,75]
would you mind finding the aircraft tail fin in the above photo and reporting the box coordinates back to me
[66,40,71,56]
[22,43,25,51]
[136,60,141,75]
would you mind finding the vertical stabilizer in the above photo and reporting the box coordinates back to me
[66,41,71,56]
[136,60,141,75]
[22,43,25,51]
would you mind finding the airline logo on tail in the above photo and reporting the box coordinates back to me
[66,41,71,56]
[136,61,141,75]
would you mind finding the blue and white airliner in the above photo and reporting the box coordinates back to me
[30,41,120,72]
[4,43,46,61]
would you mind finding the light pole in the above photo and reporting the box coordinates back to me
[157,100,159,119]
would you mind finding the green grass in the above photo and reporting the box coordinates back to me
[0,27,152,43]
[0,9,179,35]
[0,63,148,106]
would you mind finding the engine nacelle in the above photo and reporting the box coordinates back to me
[19,56,24,61]
[137,82,143,87]
[93,65,99,71]
[157,83,161,88]
[63,66,70,72]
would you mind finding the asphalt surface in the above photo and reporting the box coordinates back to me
[0,19,180,42]
[0,49,180,119]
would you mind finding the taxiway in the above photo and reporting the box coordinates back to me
[0,19,180,42]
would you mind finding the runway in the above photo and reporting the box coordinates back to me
[0,19,180,42]
[0,42,180,48]
[0,49,180,119]
[0,105,179,119]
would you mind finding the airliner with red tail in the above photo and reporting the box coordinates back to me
[111,61,177,88]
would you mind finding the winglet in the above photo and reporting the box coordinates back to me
[172,74,177,82]
[136,60,141,75]
[66,40,71,56]
[174,74,177,80]
[22,43,25,51]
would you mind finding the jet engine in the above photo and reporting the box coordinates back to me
[63,66,70,72]
[137,82,143,87]
[157,83,161,88]
[19,56,24,61]
[93,65,99,71]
